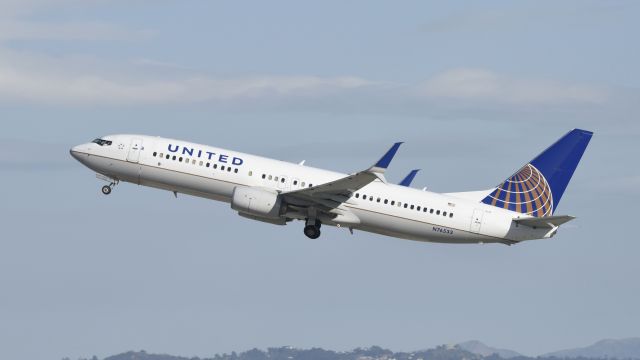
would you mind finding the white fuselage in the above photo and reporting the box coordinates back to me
[70,134,552,244]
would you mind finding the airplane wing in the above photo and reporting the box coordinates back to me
[398,169,420,187]
[282,142,403,212]
[513,215,575,228]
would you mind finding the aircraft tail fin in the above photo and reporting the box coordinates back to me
[481,129,593,217]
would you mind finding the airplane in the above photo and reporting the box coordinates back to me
[70,129,592,245]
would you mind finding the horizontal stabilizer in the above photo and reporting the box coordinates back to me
[513,215,575,229]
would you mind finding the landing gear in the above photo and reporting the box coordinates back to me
[101,185,112,195]
[303,218,322,239]
[101,180,118,195]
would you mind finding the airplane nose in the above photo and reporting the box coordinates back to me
[69,144,85,161]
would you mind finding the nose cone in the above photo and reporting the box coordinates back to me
[70,144,90,163]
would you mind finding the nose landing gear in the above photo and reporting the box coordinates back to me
[303,218,322,239]
[100,179,118,195]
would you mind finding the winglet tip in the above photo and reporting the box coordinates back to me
[373,141,403,170]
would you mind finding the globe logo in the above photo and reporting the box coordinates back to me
[482,164,553,217]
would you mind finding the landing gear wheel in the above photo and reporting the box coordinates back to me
[304,225,321,239]
[101,185,112,195]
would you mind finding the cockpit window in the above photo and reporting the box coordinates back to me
[92,138,112,146]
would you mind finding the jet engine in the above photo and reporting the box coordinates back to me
[231,186,283,220]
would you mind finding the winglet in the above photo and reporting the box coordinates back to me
[399,169,420,187]
[369,142,403,173]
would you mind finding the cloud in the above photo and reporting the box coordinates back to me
[0,20,153,41]
[417,68,608,105]
[0,57,611,106]
[0,56,375,105]
[0,0,151,42]
[0,1,610,108]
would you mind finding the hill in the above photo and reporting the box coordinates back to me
[544,338,640,359]
[457,341,522,359]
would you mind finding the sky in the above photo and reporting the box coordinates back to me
[1,1,639,360]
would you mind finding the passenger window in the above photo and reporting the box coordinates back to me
[355,193,360,198]
[179,157,183,162]
[214,164,218,169]
[159,153,163,158]
[281,178,285,183]
[423,208,428,213]
[410,205,414,210]
[398,202,402,207]
[249,171,253,176]
[449,213,454,218]
[293,180,298,185]
[417,206,421,211]
[309,184,313,187]
[404,204,408,208]
[199,161,203,166]
[192,159,196,165]
[206,163,210,168]
[153,152,157,157]
[228,167,232,172]
[369,196,373,201]
[377,198,380,203]
[430,209,434,214]
[221,165,225,171]
[384,199,388,204]
[262,174,266,179]
[301,182,305,187]
[443,211,447,216]
[268,175,272,180]
[436,210,441,215]
[166,154,170,160]
[391,201,395,206]
[172,155,176,160]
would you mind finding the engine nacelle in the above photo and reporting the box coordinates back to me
[231,186,283,220]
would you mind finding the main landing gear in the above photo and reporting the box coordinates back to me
[304,219,322,239]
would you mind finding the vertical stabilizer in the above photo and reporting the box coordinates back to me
[481,129,593,217]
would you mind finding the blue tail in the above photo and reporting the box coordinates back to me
[481,129,593,217]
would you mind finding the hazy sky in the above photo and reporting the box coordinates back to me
[1,1,639,360]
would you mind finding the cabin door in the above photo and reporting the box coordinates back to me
[126,138,143,163]
[470,208,484,233]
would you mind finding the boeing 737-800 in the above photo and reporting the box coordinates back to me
[70,129,592,245]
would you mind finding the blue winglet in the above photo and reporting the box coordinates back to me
[373,142,403,170]
[399,169,420,187]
